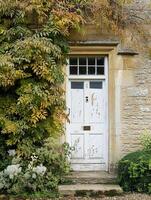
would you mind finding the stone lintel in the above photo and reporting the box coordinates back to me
[118,49,139,56]
[69,40,119,46]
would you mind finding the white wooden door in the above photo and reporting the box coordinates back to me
[67,80,108,171]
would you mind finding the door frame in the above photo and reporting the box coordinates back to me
[66,56,109,171]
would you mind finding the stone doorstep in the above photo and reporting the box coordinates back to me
[64,171,117,184]
[59,184,123,197]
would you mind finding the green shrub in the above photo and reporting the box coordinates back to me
[118,150,151,193]
[0,139,71,196]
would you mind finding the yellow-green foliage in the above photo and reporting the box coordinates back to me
[0,0,86,157]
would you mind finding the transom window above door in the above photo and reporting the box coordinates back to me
[69,57,105,75]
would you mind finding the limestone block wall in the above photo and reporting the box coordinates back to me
[69,22,151,171]
[120,57,151,156]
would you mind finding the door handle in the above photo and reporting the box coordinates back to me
[85,96,88,102]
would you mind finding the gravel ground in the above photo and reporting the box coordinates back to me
[59,193,151,200]
[0,193,150,200]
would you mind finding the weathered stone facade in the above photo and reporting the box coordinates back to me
[121,57,151,156]
[68,9,151,171]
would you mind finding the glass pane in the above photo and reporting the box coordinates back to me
[79,57,86,65]
[97,67,104,75]
[88,66,95,75]
[71,82,84,89]
[70,57,77,65]
[79,66,86,75]
[90,81,102,89]
[97,57,104,65]
[88,57,95,65]
[70,66,78,75]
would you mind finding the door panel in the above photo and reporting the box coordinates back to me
[67,80,107,171]
[71,82,84,123]
[88,83,104,123]
[87,133,103,159]
[71,134,84,159]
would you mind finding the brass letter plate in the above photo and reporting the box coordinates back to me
[83,126,91,131]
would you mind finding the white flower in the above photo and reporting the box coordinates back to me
[4,164,22,179]
[8,149,16,156]
[32,173,37,179]
[33,164,47,175]
[31,154,38,162]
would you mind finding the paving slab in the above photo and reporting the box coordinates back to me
[65,171,117,184]
[59,184,123,197]
[59,193,151,200]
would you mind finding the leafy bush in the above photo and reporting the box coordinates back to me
[0,0,83,197]
[140,130,151,151]
[118,150,151,193]
[0,139,71,196]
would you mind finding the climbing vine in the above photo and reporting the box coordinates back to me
[0,0,88,158]
[84,0,150,48]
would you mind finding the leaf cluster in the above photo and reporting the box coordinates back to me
[0,0,85,157]
[118,150,151,193]
[85,0,150,44]
[0,140,71,196]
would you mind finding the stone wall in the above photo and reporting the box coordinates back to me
[69,18,151,170]
[120,57,151,156]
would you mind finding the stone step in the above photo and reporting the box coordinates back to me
[64,171,117,184]
[59,184,123,197]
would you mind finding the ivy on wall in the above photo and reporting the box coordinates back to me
[0,0,86,158]
[85,0,150,49]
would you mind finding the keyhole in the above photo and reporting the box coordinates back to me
[86,96,88,102]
